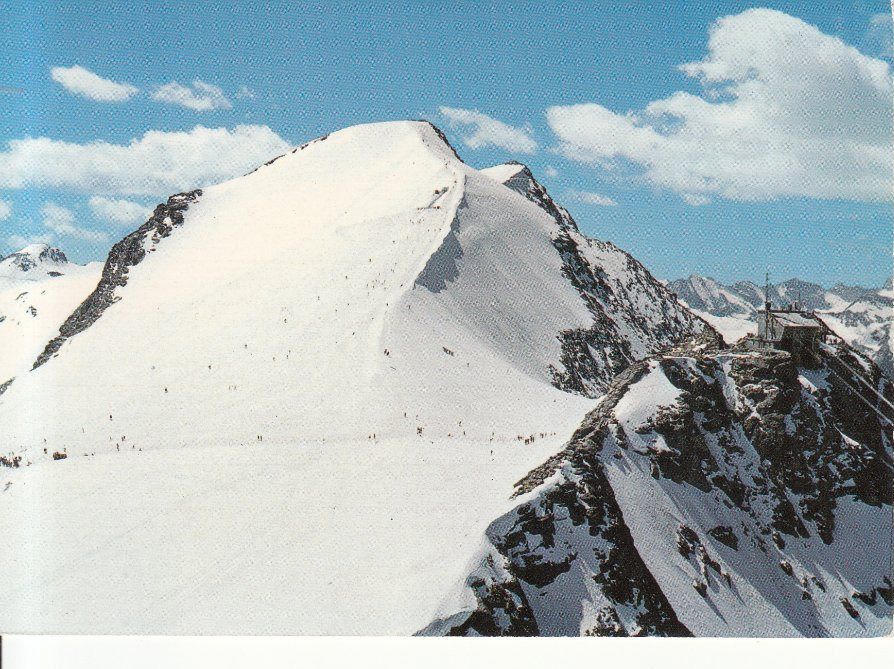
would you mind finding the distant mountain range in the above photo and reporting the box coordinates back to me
[667,274,893,378]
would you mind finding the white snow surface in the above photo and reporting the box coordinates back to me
[0,438,566,634]
[0,121,611,633]
[480,162,526,184]
[690,308,756,344]
[613,361,680,430]
[0,248,101,386]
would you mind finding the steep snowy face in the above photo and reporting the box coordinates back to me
[669,274,894,378]
[0,245,101,390]
[482,163,705,397]
[432,332,893,637]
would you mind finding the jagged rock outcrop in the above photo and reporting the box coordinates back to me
[32,190,202,370]
[432,331,893,636]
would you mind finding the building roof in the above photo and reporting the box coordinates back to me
[767,311,822,328]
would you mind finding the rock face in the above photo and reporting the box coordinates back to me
[430,331,893,636]
[668,274,894,379]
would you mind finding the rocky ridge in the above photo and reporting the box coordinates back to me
[429,330,893,636]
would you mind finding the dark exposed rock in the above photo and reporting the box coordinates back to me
[32,190,202,370]
[693,580,708,597]
[708,526,739,550]
[677,525,700,559]
[840,597,861,620]
[432,411,693,636]
[583,607,629,636]
[442,554,539,636]
[421,121,463,162]
[1,245,68,273]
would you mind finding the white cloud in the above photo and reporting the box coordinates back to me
[546,8,892,204]
[681,193,711,206]
[152,80,232,111]
[41,202,107,241]
[439,107,537,154]
[50,65,138,102]
[0,199,10,220]
[89,196,152,225]
[544,165,559,178]
[566,189,617,206]
[866,12,893,58]
[236,85,256,100]
[0,125,290,196]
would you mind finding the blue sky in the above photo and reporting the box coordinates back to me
[0,1,891,287]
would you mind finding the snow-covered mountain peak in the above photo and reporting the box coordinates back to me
[481,161,530,184]
[259,119,466,177]
[0,243,70,280]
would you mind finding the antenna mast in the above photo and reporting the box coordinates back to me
[764,269,771,341]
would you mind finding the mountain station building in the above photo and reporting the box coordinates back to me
[753,307,824,364]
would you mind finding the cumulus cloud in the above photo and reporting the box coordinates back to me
[546,9,892,203]
[439,107,537,154]
[50,65,138,102]
[544,165,559,179]
[566,189,617,206]
[0,125,290,196]
[88,196,152,225]
[152,80,232,111]
[0,199,10,220]
[41,202,107,241]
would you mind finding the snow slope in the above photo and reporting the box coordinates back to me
[0,121,701,634]
[0,245,101,389]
